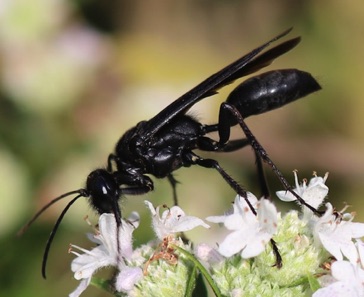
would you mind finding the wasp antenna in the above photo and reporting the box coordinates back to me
[275,27,293,40]
[17,189,87,237]
[42,194,84,279]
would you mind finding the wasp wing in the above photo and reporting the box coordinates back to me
[143,28,299,139]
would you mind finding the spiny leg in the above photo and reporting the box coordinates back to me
[219,102,320,215]
[198,134,271,200]
[216,102,308,268]
[186,151,281,267]
[185,152,256,215]
[254,150,282,267]
[270,238,282,268]
[254,149,270,199]
[167,174,179,206]
[107,154,118,171]
[198,132,271,201]
[167,174,190,242]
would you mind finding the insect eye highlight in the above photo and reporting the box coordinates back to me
[87,169,120,214]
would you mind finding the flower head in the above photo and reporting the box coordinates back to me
[65,171,364,297]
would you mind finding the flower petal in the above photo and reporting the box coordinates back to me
[218,230,250,257]
[69,278,90,297]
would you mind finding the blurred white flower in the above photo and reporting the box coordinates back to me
[206,193,278,258]
[357,239,364,267]
[194,243,224,266]
[314,260,364,297]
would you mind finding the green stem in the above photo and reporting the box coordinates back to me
[173,245,223,297]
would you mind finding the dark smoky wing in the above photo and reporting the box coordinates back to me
[193,38,301,101]
[142,28,297,140]
[225,37,301,82]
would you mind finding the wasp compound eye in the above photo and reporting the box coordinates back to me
[87,169,121,214]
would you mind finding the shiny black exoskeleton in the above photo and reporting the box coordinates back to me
[19,28,321,278]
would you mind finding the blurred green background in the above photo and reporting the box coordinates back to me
[1,0,364,296]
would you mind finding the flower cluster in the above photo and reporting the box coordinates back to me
[68,172,364,297]
[69,201,210,296]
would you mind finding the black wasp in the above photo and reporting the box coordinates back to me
[19,28,321,278]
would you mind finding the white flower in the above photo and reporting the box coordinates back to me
[144,200,210,240]
[206,193,278,258]
[69,212,143,297]
[276,171,328,218]
[313,260,364,297]
[313,203,364,264]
